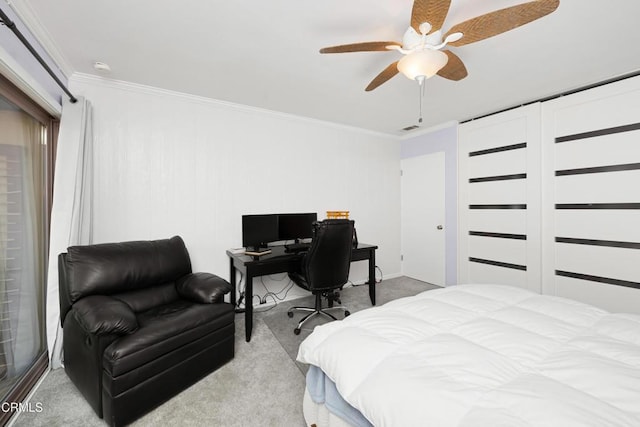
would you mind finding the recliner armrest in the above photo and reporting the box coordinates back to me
[71,296,138,335]
[176,272,231,304]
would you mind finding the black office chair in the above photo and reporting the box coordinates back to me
[287,219,354,334]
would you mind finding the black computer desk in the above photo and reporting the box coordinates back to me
[226,243,378,342]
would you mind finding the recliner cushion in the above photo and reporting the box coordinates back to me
[103,301,234,377]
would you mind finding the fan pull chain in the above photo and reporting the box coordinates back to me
[417,77,425,124]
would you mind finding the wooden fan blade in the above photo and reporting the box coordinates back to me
[320,41,401,54]
[411,0,451,33]
[437,50,468,81]
[365,62,400,91]
[445,0,559,47]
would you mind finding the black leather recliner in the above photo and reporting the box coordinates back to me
[58,236,235,426]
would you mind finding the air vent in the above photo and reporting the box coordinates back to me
[402,125,420,132]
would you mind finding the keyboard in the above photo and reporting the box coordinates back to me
[284,242,310,252]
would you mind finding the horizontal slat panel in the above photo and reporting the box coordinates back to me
[468,261,528,288]
[556,203,640,209]
[470,231,526,240]
[556,123,640,144]
[556,237,640,250]
[555,170,640,204]
[468,179,527,205]
[470,173,527,183]
[554,275,640,313]
[555,243,640,283]
[555,210,640,242]
[468,148,526,178]
[554,131,640,170]
[469,142,526,156]
[470,258,526,270]
[556,270,640,289]
[469,236,527,266]
[470,204,526,209]
[468,210,526,235]
[556,163,640,177]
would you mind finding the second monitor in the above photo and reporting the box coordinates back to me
[241,212,318,251]
[277,212,317,242]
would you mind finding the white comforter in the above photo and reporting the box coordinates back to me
[297,284,640,427]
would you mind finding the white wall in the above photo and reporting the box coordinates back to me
[68,74,401,303]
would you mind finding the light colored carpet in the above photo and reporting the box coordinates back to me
[12,277,438,426]
[14,319,306,427]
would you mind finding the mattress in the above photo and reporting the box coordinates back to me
[297,284,640,427]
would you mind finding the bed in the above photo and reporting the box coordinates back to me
[297,284,640,427]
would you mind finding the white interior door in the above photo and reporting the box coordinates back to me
[401,151,445,285]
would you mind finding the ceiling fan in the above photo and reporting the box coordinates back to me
[320,0,560,91]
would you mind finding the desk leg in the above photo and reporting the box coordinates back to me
[368,249,376,305]
[229,258,236,307]
[245,276,253,342]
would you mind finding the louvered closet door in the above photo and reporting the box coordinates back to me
[458,104,541,292]
[541,77,640,312]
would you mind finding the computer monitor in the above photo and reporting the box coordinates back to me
[242,214,279,250]
[278,213,318,242]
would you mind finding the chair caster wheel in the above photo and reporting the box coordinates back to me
[287,311,293,318]
[344,310,351,317]
[294,328,301,335]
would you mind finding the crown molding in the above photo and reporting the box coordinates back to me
[70,73,401,140]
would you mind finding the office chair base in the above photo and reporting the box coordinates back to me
[288,305,350,335]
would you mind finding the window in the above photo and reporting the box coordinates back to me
[0,74,57,424]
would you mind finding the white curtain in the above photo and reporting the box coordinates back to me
[0,109,45,379]
[46,97,93,369]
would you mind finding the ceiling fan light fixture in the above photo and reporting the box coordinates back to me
[320,0,560,91]
[397,49,449,81]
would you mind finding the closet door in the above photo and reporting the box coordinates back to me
[458,104,541,292]
[542,77,640,312]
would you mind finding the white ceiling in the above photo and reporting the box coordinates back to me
[14,0,640,135]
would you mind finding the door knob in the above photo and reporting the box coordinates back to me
[437,225,443,230]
